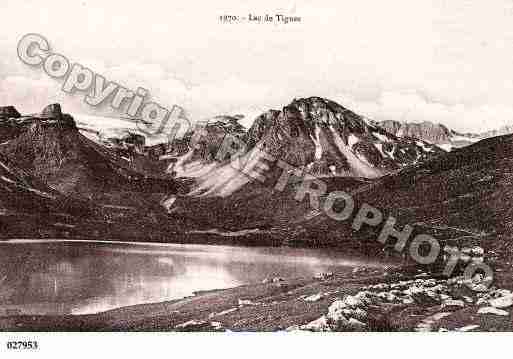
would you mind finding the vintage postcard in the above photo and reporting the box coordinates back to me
[0,0,512,357]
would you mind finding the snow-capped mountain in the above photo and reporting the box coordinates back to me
[376,120,482,151]
[301,132,513,248]
[170,97,444,197]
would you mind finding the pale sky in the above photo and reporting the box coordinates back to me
[2,0,513,132]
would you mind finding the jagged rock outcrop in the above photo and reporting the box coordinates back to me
[40,103,63,119]
[0,106,21,119]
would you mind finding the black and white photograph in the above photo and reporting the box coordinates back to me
[0,0,512,357]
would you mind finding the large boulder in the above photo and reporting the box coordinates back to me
[0,106,21,119]
[489,295,513,308]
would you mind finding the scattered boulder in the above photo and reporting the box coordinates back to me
[354,291,377,305]
[489,295,513,309]
[349,307,368,321]
[463,296,473,304]
[174,319,226,331]
[441,299,465,309]
[470,283,489,292]
[493,289,513,297]
[325,295,373,331]
[416,312,453,332]
[238,299,260,306]
[285,324,301,331]
[327,299,351,324]
[300,315,331,331]
[208,307,238,318]
[471,246,485,256]
[210,322,224,330]
[367,283,389,291]
[262,277,285,284]
[304,293,323,302]
[402,297,415,304]
[343,295,363,307]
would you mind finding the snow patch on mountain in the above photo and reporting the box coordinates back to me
[75,114,177,147]
[416,141,434,152]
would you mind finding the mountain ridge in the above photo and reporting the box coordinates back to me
[168,97,444,197]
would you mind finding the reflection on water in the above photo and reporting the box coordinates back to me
[0,240,392,315]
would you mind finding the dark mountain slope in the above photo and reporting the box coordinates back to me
[0,104,185,208]
[297,134,513,250]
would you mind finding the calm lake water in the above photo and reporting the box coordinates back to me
[0,240,392,315]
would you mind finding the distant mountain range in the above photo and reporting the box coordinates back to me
[375,119,513,152]
[1,97,512,253]
[74,105,513,155]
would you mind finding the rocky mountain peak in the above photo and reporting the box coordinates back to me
[288,97,369,132]
[40,103,63,119]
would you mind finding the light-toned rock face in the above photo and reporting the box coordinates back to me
[298,272,513,332]
[489,295,513,308]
